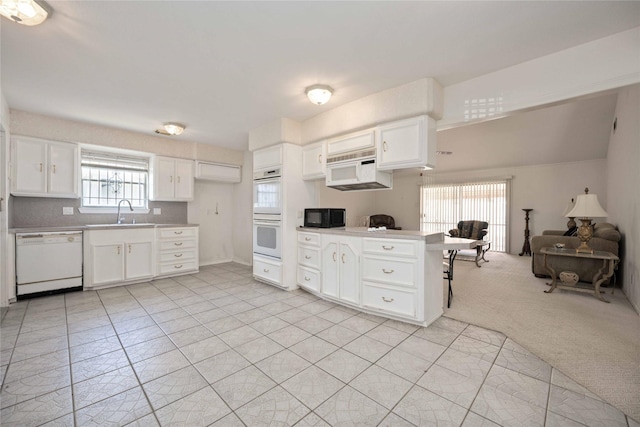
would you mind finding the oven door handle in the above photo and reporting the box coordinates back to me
[253,221,281,226]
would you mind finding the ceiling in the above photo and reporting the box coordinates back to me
[2,1,639,151]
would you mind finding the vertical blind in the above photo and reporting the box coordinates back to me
[421,180,509,252]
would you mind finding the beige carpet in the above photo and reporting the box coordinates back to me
[444,251,640,422]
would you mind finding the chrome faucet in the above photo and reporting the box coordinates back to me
[116,199,133,224]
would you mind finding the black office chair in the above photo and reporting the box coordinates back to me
[443,250,457,308]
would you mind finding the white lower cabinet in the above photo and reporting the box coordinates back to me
[85,229,155,288]
[321,235,361,305]
[253,255,283,287]
[297,231,321,292]
[299,230,441,325]
[156,226,199,277]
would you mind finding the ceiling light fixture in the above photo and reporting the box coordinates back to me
[305,84,334,105]
[0,0,51,26]
[155,122,185,136]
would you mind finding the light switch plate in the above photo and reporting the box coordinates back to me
[62,207,74,215]
[153,208,161,215]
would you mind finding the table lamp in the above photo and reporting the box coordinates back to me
[565,188,608,253]
[562,198,576,229]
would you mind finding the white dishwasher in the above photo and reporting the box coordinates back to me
[16,231,83,297]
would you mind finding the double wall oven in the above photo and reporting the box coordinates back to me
[253,168,282,259]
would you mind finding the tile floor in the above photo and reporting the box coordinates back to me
[1,262,636,427]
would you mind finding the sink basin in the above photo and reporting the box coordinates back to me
[85,223,156,228]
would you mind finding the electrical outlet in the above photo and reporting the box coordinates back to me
[153,208,161,215]
[62,207,74,215]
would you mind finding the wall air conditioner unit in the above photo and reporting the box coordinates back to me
[195,161,241,183]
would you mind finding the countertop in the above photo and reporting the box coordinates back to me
[10,223,199,234]
[298,227,480,250]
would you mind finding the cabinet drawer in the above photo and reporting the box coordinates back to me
[159,239,196,251]
[297,266,320,293]
[362,282,416,318]
[362,256,417,288]
[363,238,418,257]
[253,257,282,285]
[159,228,197,239]
[298,246,320,269]
[159,249,196,263]
[158,260,198,275]
[298,232,320,246]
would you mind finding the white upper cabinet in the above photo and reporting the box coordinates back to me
[376,115,437,171]
[326,128,375,156]
[150,156,194,201]
[302,141,326,180]
[253,145,282,171]
[12,136,79,198]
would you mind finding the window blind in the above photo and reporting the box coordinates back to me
[421,180,509,252]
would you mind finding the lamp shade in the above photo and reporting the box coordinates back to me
[566,189,608,219]
[562,199,575,216]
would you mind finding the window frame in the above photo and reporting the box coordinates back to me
[78,149,151,214]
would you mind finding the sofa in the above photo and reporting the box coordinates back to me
[531,222,621,284]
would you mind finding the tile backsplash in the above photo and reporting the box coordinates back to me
[10,196,188,228]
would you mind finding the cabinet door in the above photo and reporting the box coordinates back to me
[321,241,339,298]
[377,116,436,171]
[125,241,154,280]
[48,142,79,197]
[91,244,124,285]
[339,240,360,304]
[153,157,176,200]
[174,159,194,200]
[302,142,325,180]
[13,137,47,194]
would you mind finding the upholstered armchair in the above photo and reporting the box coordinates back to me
[448,220,489,241]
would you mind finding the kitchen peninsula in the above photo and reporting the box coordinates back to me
[297,227,478,326]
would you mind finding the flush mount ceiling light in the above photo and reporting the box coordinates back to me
[305,84,334,105]
[155,122,185,136]
[0,0,51,26]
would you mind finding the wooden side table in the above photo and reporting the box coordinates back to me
[540,247,619,302]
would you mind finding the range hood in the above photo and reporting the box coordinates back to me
[325,149,393,191]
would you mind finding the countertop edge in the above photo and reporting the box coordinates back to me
[10,224,199,233]
[298,226,444,243]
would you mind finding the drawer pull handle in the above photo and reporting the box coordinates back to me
[128,244,132,254]
[382,269,394,274]
[305,255,312,259]
[264,268,269,273]
[304,276,311,281]
[174,264,183,269]
[174,242,183,246]
[382,297,394,303]
[117,245,121,255]
[333,252,337,262]
[174,231,183,235]
[39,163,43,172]
[318,154,322,163]
[383,140,388,152]
[382,246,394,250]
[305,237,311,241]
[52,164,56,173]
[174,253,183,258]
[341,254,346,264]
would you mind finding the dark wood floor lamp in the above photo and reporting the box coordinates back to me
[519,209,533,256]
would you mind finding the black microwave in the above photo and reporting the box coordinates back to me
[304,208,346,228]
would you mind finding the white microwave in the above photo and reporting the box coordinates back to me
[326,157,392,191]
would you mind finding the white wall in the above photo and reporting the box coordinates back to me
[1,92,10,307]
[324,159,607,255]
[187,181,235,265]
[606,84,640,312]
[232,151,254,265]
